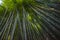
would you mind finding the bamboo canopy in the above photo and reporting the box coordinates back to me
[0,0,60,40]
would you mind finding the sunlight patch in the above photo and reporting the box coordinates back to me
[0,0,2,5]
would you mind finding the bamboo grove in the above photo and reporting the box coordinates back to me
[0,0,60,40]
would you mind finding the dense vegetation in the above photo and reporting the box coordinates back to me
[0,0,60,40]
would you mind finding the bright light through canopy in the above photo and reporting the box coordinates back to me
[0,0,2,5]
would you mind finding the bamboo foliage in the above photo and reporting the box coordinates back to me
[0,0,60,40]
